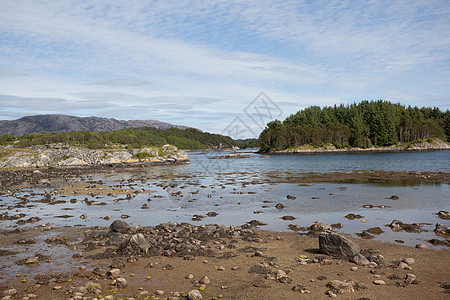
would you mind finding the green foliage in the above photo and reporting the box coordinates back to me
[259,100,448,151]
[132,152,154,159]
[0,126,235,150]
[0,134,15,145]
[235,138,259,149]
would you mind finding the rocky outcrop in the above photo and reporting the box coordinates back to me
[0,144,189,168]
[267,139,450,154]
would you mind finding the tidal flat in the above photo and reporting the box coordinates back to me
[0,150,449,299]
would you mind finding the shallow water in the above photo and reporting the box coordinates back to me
[0,150,449,248]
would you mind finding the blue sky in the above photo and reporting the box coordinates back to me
[1,0,449,137]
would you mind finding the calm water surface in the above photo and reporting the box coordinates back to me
[1,150,449,248]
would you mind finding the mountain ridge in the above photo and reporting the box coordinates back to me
[0,114,189,136]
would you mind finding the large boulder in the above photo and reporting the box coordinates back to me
[109,220,132,233]
[319,231,360,257]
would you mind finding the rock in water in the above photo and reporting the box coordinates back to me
[119,233,151,255]
[319,231,361,257]
[109,220,132,233]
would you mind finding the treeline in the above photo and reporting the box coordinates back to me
[0,127,236,150]
[259,100,450,151]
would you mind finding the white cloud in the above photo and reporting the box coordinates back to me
[0,0,449,137]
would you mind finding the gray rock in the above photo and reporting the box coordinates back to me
[120,233,151,254]
[311,222,332,232]
[398,262,410,269]
[2,288,17,296]
[405,274,416,283]
[109,220,132,233]
[199,276,210,285]
[352,253,369,266]
[326,280,356,294]
[116,277,127,288]
[107,268,120,279]
[188,289,203,300]
[319,231,361,257]
[434,223,450,236]
[403,258,415,265]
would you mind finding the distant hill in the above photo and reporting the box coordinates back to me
[0,114,189,136]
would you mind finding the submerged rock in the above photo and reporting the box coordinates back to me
[388,220,422,233]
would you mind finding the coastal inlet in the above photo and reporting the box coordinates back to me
[0,150,449,248]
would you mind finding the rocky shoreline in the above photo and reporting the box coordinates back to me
[264,139,450,155]
[0,220,449,299]
[0,144,189,169]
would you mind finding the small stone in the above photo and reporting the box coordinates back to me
[25,256,39,264]
[186,274,194,279]
[374,275,381,278]
[218,266,225,271]
[405,274,416,283]
[107,268,120,278]
[254,250,263,257]
[369,262,378,268]
[398,262,411,270]
[156,290,164,296]
[116,277,127,288]
[416,243,426,249]
[199,276,210,285]
[350,267,358,271]
[321,259,333,265]
[187,289,203,300]
[403,258,415,265]
[3,289,17,296]
[373,280,386,285]
[53,286,62,290]
[352,253,369,266]
[231,266,240,270]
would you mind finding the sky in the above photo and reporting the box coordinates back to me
[1,0,449,138]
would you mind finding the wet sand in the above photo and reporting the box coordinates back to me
[0,167,449,299]
[0,224,449,299]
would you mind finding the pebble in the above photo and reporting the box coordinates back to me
[199,276,210,285]
[231,266,240,270]
[416,243,426,249]
[405,274,417,283]
[116,277,127,288]
[218,266,225,271]
[369,262,378,268]
[186,274,194,279]
[398,262,411,270]
[107,268,120,278]
[156,290,164,296]
[2,289,17,296]
[373,280,386,285]
[188,289,203,300]
[350,266,358,271]
[255,250,263,257]
[53,286,62,290]
[403,258,415,265]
